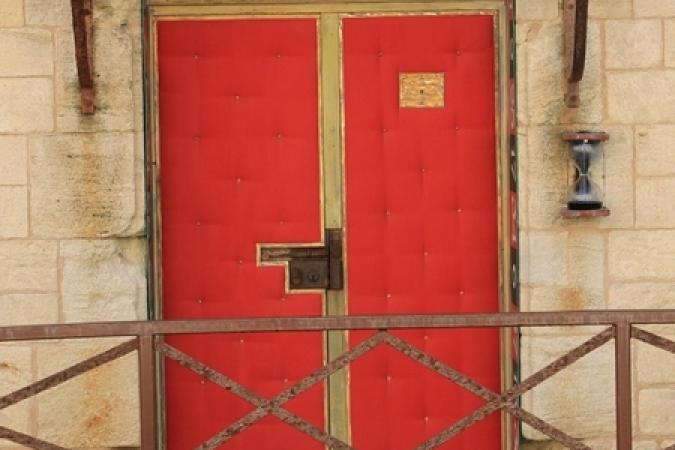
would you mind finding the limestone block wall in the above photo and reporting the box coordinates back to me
[0,0,675,448]
[0,0,145,448]
[518,0,675,447]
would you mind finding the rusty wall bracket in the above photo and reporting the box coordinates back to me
[563,0,589,108]
[70,0,95,114]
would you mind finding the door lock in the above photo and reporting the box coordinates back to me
[260,229,344,290]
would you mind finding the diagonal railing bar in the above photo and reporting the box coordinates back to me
[504,406,589,450]
[382,333,588,450]
[664,444,675,450]
[0,425,68,450]
[0,339,137,411]
[632,327,675,355]
[160,332,387,450]
[157,341,353,450]
[415,328,614,450]
[196,332,389,450]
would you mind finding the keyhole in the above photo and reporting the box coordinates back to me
[419,89,425,94]
[308,271,320,283]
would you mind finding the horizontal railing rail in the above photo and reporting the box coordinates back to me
[1,310,674,450]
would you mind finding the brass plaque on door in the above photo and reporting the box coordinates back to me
[399,73,445,108]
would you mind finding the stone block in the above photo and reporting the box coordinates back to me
[0,346,33,447]
[637,126,675,176]
[25,0,71,26]
[0,79,53,133]
[36,339,140,447]
[638,388,675,434]
[61,239,146,323]
[634,0,675,17]
[521,334,615,439]
[667,19,675,67]
[29,133,139,238]
[589,0,632,18]
[516,0,559,21]
[605,20,663,69]
[0,241,57,291]
[0,136,27,186]
[0,0,24,27]
[0,29,53,77]
[609,231,675,281]
[525,231,568,286]
[609,282,675,309]
[608,71,675,123]
[0,294,59,326]
[55,9,136,132]
[636,178,675,228]
[0,186,28,238]
[636,339,675,384]
[526,21,602,125]
[525,127,567,228]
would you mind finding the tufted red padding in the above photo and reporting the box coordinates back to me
[343,16,501,449]
[158,19,324,449]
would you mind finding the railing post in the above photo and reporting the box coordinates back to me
[615,321,632,450]
[139,334,157,449]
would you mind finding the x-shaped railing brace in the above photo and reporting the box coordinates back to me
[161,328,617,450]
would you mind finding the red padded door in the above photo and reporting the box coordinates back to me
[158,19,325,449]
[343,16,501,449]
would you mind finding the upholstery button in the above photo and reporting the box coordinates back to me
[456,49,461,55]
[423,335,429,341]
[279,219,285,225]
[382,128,388,133]
[193,53,199,59]
[385,210,391,217]
[276,53,282,58]
[238,259,244,265]
[421,168,426,173]
[193,135,200,142]
[200,379,205,385]
[236,177,242,183]
[281,297,286,302]
[457,208,463,213]
[424,416,429,422]
[385,293,392,299]
[455,125,460,131]
[423,251,429,257]
[197,298,203,304]
[234,95,240,101]
[377,50,384,57]
[283,377,289,383]
[276,133,283,139]
[239,338,245,344]
[459,290,465,296]
[386,375,392,381]
[195,220,201,227]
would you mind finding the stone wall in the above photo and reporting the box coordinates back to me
[0,0,145,448]
[1,0,675,448]
[518,0,675,447]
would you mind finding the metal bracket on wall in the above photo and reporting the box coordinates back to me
[260,229,344,291]
[70,0,95,114]
[563,0,589,108]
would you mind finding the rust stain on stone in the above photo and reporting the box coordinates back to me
[560,287,584,310]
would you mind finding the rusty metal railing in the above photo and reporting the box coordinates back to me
[1,310,675,450]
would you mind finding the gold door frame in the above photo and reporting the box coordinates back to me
[145,1,514,448]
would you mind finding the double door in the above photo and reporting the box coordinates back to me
[154,7,511,449]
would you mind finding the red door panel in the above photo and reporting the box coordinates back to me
[158,19,324,449]
[343,16,501,449]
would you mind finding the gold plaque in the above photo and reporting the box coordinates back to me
[399,72,445,108]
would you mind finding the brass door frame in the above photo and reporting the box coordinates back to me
[145,1,515,448]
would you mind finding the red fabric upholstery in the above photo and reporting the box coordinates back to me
[343,16,501,449]
[158,19,324,449]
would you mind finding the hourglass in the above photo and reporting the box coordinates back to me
[561,131,610,217]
